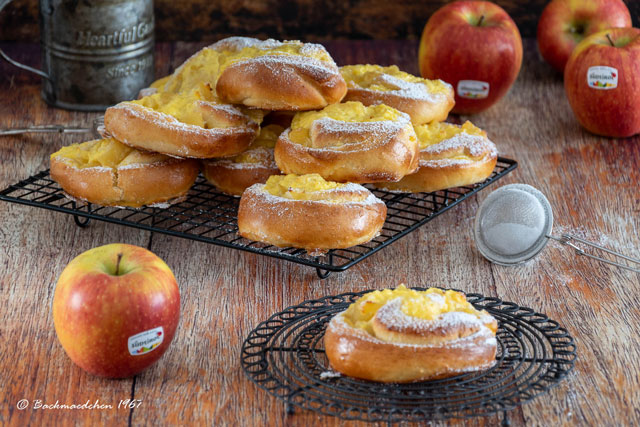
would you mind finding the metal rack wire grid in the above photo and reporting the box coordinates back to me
[0,158,516,277]
[241,289,577,423]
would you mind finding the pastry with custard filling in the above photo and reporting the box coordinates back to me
[324,285,498,382]
[237,174,387,252]
[340,64,455,125]
[213,37,347,110]
[202,124,284,196]
[50,138,199,207]
[104,83,261,159]
[376,121,497,193]
[275,102,420,183]
[143,37,347,110]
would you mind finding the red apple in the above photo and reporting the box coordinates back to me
[53,244,180,378]
[537,0,631,73]
[419,1,523,114]
[564,27,640,138]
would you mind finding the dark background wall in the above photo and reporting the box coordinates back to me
[1,0,638,42]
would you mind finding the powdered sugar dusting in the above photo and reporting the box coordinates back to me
[246,182,385,208]
[375,298,484,334]
[109,103,255,139]
[319,370,342,379]
[329,313,493,349]
[234,54,340,85]
[364,73,451,103]
[422,133,497,158]
[288,111,411,153]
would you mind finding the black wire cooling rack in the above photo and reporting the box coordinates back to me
[241,289,576,423]
[0,158,516,278]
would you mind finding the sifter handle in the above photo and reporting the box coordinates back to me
[547,234,640,273]
[0,0,50,80]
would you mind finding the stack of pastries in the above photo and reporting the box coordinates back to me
[50,36,498,252]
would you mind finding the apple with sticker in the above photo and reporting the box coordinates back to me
[537,0,631,73]
[53,244,180,378]
[418,0,523,114]
[564,27,640,138]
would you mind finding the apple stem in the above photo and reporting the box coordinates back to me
[606,34,615,47]
[115,253,123,276]
[478,15,485,26]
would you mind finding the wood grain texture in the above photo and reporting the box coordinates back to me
[1,39,640,426]
[1,0,639,42]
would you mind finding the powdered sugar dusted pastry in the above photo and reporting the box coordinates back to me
[376,121,497,193]
[214,37,347,110]
[237,174,387,252]
[104,83,261,159]
[324,285,498,383]
[275,102,419,183]
[340,64,455,125]
[50,138,199,208]
[202,124,284,196]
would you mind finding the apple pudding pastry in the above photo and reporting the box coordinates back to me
[50,138,199,207]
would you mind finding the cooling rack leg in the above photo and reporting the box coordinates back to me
[501,410,510,426]
[73,215,91,227]
[316,268,332,279]
[70,202,92,227]
[285,402,295,415]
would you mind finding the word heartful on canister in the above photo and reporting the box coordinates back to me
[0,0,155,111]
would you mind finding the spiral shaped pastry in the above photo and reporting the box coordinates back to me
[213,37,347,110]
[237,174,387,253]
[50,138,199,208]
[324,285,498,382]
[275,102,420,183]
[104,83,261,159]
[376,121,497,193]
[340,64,455,125]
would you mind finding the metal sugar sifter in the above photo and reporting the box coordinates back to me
[474,183,640,272]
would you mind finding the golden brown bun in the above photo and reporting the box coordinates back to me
[341,65,455,125]
[202,150,281,196]
[275,111,419,184]
[237,182,387,252]
[215,38,347,110]
[104,102,259,159]
[202,124,284,195]
[377,124,498,193]
[324,298,498,383]
[51,150,199,208]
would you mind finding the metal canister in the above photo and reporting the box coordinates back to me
[1,0,155,111]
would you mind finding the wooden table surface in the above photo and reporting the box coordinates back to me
[1,40,639,426]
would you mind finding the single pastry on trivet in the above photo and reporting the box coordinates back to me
[50,138,199,208]
[275,101,420,183]
[104,83,261,159]
[340,64,455,125]
[376,121,497,193]
[202,124,284,196]
[324,284,498,383]
[143,37,347,111]
[237,174,387,253]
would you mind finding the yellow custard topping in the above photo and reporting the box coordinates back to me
[341,64,450,95]
[233,125,283,164]
[414,121,487,150]
[288,101,402,146]
[342,285,489,331]
[51,138,167,169]
[150,40,332,96]
[129,82,263,128]
[263,173,348,200]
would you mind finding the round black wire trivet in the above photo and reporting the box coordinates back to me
[241,289,576,423]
